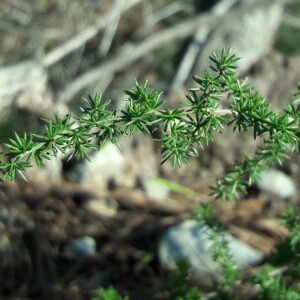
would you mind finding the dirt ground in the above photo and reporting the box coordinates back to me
[0,1,300,299]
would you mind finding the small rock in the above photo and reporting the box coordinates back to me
[66,142,126,190]
[142,177,170,200]
[63,236,96,258]
[84,197,118,218]
[0,234,10,254]
[158,220,263,279]
[23,155,63,183]
[256,169,296,198]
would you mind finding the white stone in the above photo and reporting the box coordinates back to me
[142,177,170,200]
[85,197,118,218]
[70,142,126,189]
[158,220,263,279]
[23,154,63,182]
[256,169,296,198]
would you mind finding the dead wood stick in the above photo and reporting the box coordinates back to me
[169,0,238,94]
[59,1,272,103]
[110,188,192,215]
[98,0,125,57]
[43,0,144,67]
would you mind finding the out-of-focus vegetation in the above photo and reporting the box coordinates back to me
[275,1,300,54]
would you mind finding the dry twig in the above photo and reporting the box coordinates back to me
[59,0,273,103]
[43,0,143,67]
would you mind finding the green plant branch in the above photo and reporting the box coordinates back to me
[0,49,299,201]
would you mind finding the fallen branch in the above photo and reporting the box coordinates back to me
[59,0,276,103]
[43,0,143,67]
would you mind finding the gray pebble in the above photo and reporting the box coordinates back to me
[63,236,96,258]
[158,220,263,279]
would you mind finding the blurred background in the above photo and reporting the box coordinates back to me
[0,0,299,299]
[0,0,299,136]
